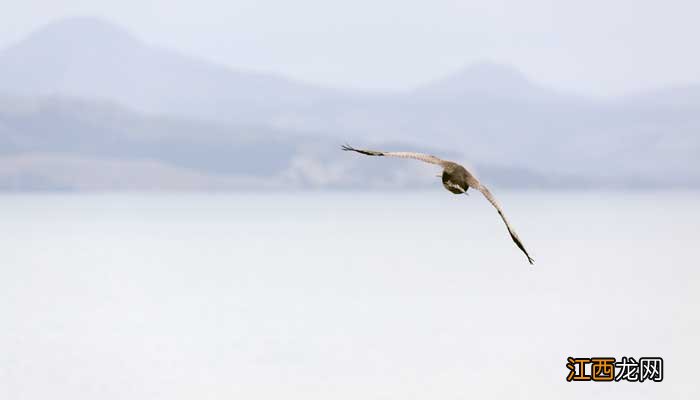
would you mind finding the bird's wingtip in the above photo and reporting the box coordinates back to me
[341,144,353,151]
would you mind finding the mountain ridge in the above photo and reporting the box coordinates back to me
[3,17,700,100]
[0,17,698,190]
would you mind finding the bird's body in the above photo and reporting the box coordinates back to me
[441,162,476,194]
[341,144,534,264]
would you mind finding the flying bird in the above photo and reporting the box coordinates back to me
[341,144,534,264]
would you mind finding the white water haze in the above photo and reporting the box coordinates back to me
[2,192,699,399]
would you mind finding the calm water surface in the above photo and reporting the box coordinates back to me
[1,191,698,399]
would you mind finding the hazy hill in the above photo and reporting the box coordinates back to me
[0,17,341,125]
[0,17,698,190]
[0,95,583,191]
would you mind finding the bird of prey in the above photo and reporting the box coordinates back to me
[341,144,534,265]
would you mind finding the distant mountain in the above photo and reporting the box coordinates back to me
[414,62,538,97]
[0,95,586,191]
[0,17,339,125]
[0,17,698,190]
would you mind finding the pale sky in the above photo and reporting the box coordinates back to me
[0,0,698,96]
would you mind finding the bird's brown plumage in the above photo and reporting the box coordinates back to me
[342,144,534,265]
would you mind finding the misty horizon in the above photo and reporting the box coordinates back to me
[1,16,699,191]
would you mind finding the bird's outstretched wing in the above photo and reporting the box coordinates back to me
[477,184,534,265]
[342,144,447,167]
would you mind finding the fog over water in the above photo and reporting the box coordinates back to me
[2,191,698,399]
